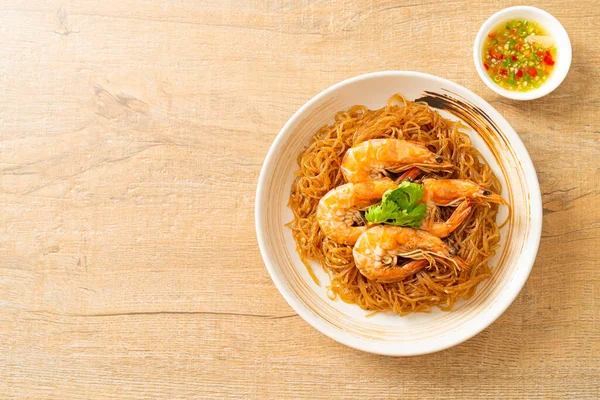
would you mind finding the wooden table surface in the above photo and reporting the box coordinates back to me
[1,1,599,398]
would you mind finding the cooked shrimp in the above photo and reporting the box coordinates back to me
[420,179,506,238]
[421,179,506,206]
[353,225,469,283]
[341,139,453,183]
[316,178,397,245]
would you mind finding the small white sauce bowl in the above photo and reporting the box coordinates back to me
[473,6,572,100]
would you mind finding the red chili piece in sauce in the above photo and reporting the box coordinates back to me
[543,51,555,66]
[529,68,538,77]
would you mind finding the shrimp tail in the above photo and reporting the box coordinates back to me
[423,200,473,238]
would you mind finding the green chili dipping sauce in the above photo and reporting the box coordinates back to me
[482,19,556,91]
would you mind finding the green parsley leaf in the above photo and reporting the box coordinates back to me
[364,200,398,224]
[389,203,427,228]
[382,181,424,209]
[364,181,427,228]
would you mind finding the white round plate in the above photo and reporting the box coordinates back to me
[255,71,542,356]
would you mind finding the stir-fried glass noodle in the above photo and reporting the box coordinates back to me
[287,94,508,316]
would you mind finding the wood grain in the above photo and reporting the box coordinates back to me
[0,0,598,398]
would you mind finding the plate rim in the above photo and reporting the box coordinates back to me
[255,70,542,356]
